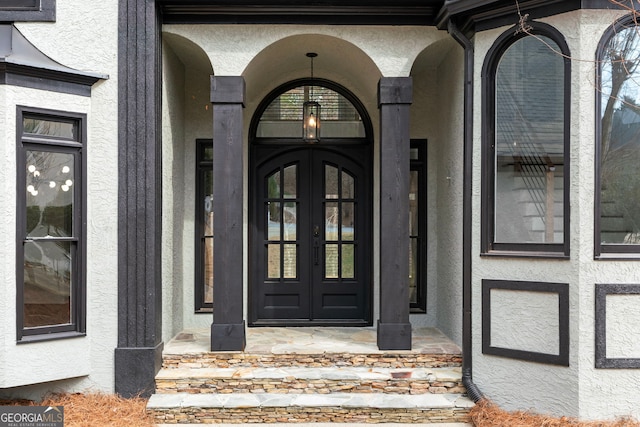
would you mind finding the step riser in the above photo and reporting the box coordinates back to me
[149,406,471,424]
[156,378,466,395]
[163,354,462,369]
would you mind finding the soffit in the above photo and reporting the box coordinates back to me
[437,0,626,34]
[158,0,446,25]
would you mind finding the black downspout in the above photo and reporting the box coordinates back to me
[448,20,484,403]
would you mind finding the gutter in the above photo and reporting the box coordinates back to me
[447,19,484,403]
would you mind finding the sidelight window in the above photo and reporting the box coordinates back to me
[16,107,86,341]
[410,140,427,312]
[195,140,214,311]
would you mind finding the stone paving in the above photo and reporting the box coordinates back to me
[163,326,462,356]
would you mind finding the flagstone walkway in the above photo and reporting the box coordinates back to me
[163,326,462,355]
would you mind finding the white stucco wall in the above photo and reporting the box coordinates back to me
[471,16,581,418]
[0,0,119,397]
[433,43,465,345]
[472,8,640,421]
[162,41,187,343]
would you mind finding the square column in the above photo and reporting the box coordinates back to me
[115,0,163,398]
[210,76,246,351]
[377,77,413,350]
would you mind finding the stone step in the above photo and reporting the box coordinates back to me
[162,352,462,370]
[155,366,465,395]
[147,392,473,424]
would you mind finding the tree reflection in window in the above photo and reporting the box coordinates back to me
[598,20,640,248]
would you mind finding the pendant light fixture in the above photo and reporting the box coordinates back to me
[303,52,320,142]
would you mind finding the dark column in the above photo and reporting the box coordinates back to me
[115,0,163,398]
[210,76,246,351]
[377,77,412,350]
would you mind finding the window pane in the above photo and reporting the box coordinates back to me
[494,35,564,244]
[204,237,213,304]
[410,170,419,236]
[203,146,213,161]
[600,26,640,244]
[325,165,339,199]
[26,151,74,238]
[326,202,339,240]
[203,170,213,236]
[24,117,75,139]
[342,171,355,199]
[283,202,297,241]
[267,244,280,279]
[283,165,296,198]
[342,244,354,279]
[256,85,365,138]
[24,241,72,328]
[268,170,280,198]
[267,202,281,240]
[325,243,339,279]
[283,244,297,279]
[409,238,418,304]
[342,202,354,241]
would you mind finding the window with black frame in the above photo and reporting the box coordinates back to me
[195,140,214,311]
[482,23,570,256]
[17,107,85,341]
[596,15,640,257]
[410,139,427,312]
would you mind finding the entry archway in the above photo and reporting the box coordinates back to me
[249,79,373,325]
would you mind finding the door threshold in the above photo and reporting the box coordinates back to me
[249,319,372,327]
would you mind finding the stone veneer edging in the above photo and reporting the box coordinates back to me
[162,353,463,369]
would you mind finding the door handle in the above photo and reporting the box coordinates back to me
[313,225,320,238]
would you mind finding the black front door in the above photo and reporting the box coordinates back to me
[251,145,371,325]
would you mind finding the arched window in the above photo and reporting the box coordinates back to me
[482,23,570,256]
[596,15,640,257]
[251,79,371,142]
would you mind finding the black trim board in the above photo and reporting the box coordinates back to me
[595,284,640,369]
[116,0,164,398]
[482,279,570,366]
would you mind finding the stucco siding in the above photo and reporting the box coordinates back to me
[1,0,118,396]
[471,17,580,417]
[472,8,640,421]
[490,289,560,354]
[162,40,187,343]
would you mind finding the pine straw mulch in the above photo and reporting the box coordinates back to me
[0,392,155,427]
[2,393,639,426]
[471,399,640,427]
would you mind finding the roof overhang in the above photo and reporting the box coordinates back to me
[437,0,637,35]
[0,24,107,96]
[158,0,445,25]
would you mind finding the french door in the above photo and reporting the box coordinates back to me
[251,145,371,325]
